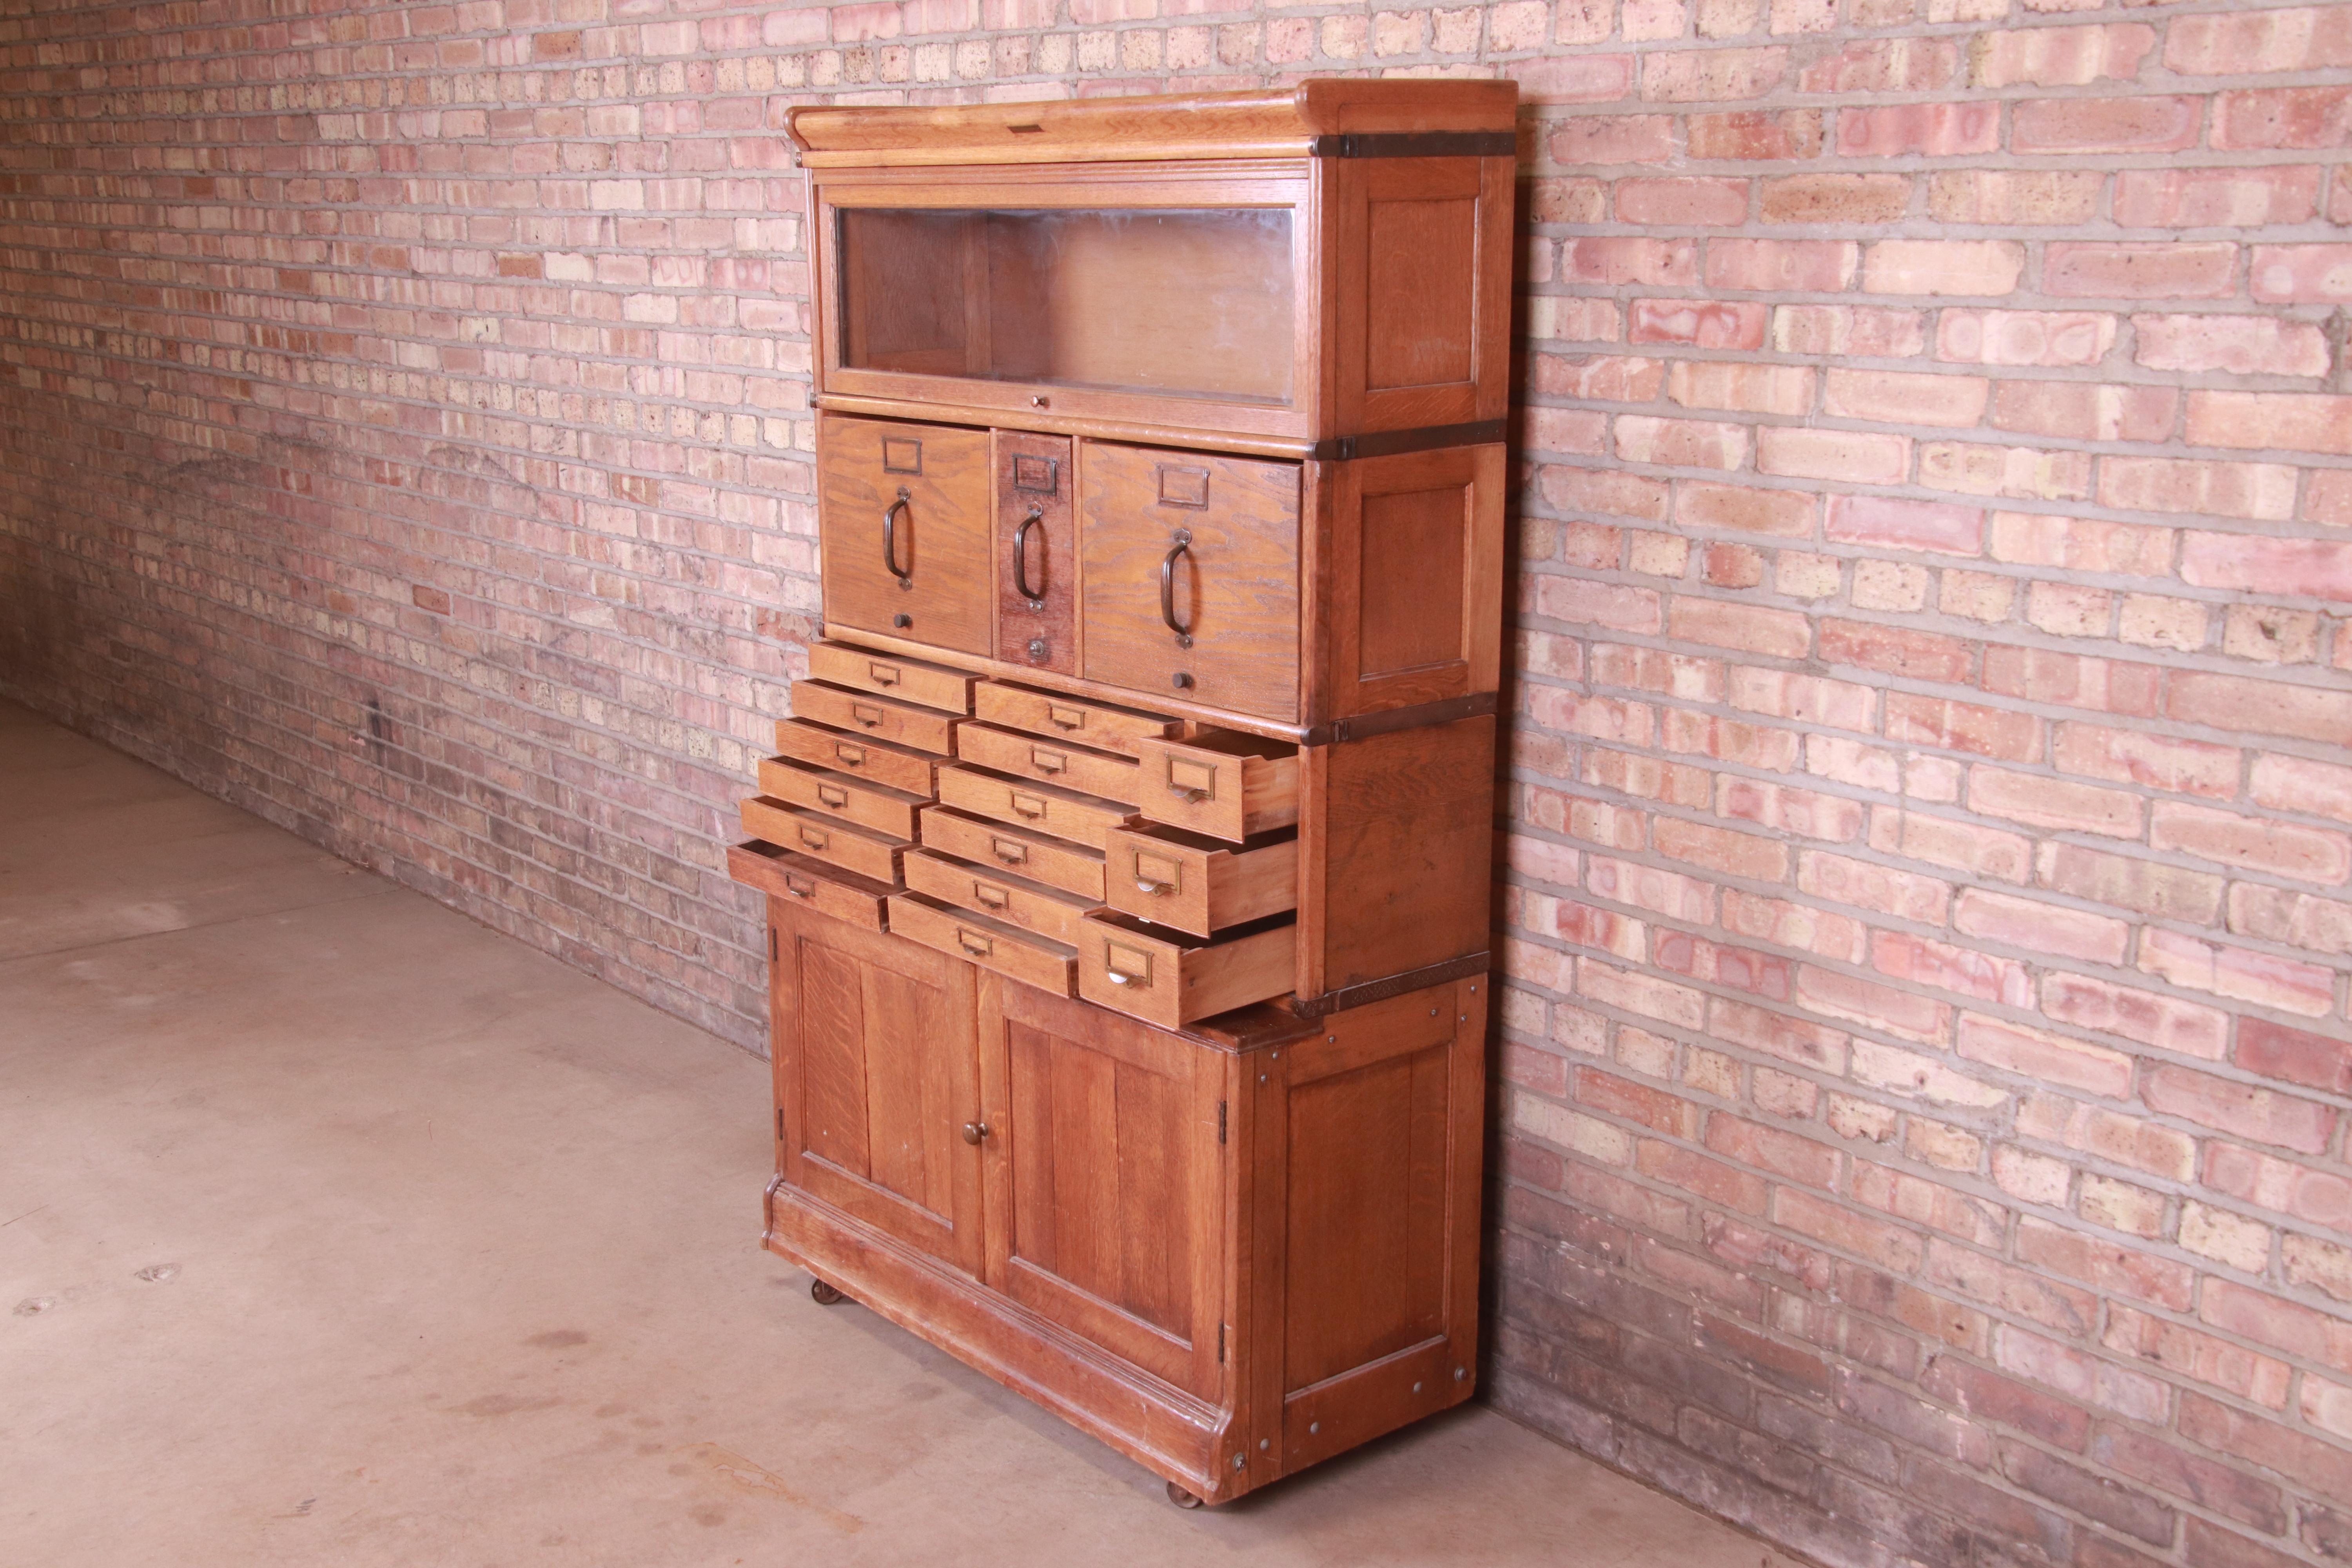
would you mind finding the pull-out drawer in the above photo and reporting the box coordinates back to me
[918,806,1107,902]
[889,892,1078,997]
[935,764,1137,852]
[758,757,926,841]
[1075,910,1297,1029]
[774,718,943,800]
[726,841,893,933]
[904,850,1099,949]
[972,681,1181,755]
[1129,732,1300,842]
[818,414,991,657]
[807,641,977,715]
[792,680,961,757]
[953,722,1140,808]
[742,796,908,886]
[1102,824,1298,939]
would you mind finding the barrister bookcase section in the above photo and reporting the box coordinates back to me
[730,79,1515,1509]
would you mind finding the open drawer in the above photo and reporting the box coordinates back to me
[936,764,1138,852]
[1129,731,1300,842]
[727,840,894,932]
[1102,823,1297,939]
[904,849,1100,948]
[742,796,909,886]
[758,757,927,841]
[889,892,1078,997]
[918,806,1107,902]
[952,721,1141,808]
[1074,909,1296,1029]
[791,679,962,756]
[972,681,1182,755]
[775,719,945,799]
[807,641,977,715]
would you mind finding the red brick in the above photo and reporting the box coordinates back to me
[2043,972,2230,1059]
[1757,428,1910,484]
[2140,927,2339,1017]
[2045,242,2240,300]
[2116,166,2323,228]
[1708,1114,1844,1187]
[1834,102,2000,156]
[1798,851,1950,924]
[1638,1139,1770,1214]
[1771,1187,1925,1272]
[1968,766,2144,838]
[2206,1142,2352,1229]
[2181,1519,2312,1568]
[1918,1356,2092,1452]
[1822,369,1989,429]
[1641,46,1789,102]
[2014,96,2201,154]
[1686,109,1825,160]
[1668,361,1816,415]
[2166,670,2352,744]
[2250,753,2352,824]
[2167,6,2352,74]
[2235,1016,2352,1094]
[2183,531,2352,599]
[1614,416,1748,469]
[1558,238,1699,287]
[1705,238,1858,292]
[1759,173,1911,224]
[1991,380,2178,441]
[2201,1279,2352,1371]
[2052,723,2238,799]
[1884,694,2040,762]
[1532,356,1668,403]
[2150,800,2352,883]
[2103,1307,2294,1410]
[2092,1427,2288,1534]
[2018,1221,2194,1313]
[1971,23,2155,88]
[2253,242,2352,303]
[1825,495,1984,556]
[1954,887,2130,965]
[2212,85,2352,150]
[1801,36,1960,92]
[1956,1012,2132,1094]
[1862,240,2025,296]
[1797,965,1952,1045]
[2133,312,2333,376]
[1666,597,1812,659]
[1549,115,1678,165]
[1577,1067,1700,1137]
[1655,816,1791,882]
[1675,481,1817,538]
[1817,619,1973,683]
[2146,1064,2338,1154]
[1936,309,2115,368]
[2179,1393,2352,1504]
[1616,176,1751,226]
[1994,1325,2172,1423]
[1628,298,1768,348]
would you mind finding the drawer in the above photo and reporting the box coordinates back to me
[994,430,1077,676]
[904,849,1099,948]
[757,757,926,841]
[1074,911,1297,1030]
[1129,732,1300,842]
[1102,824,1298,940]
[918,806,1107,902]
[775,719,943,799]
[792,680,961,757]
[726,840,892,933]
[888,892,1077,998]
[935,764,1137,852]
[819,414,992,657]
[807,641,977,715]
[741,796,908,886]
[973,681,1182,755]
[952,722,1140,808]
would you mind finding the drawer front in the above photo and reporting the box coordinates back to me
[953,722,1140,808]
[758,757,924,841]
[1130,733,1301,843]
[935,764,1135,852]
[1075,912,1297,1030]
[820,414,992,657]
[774,719,940,798]
[904,850,1098,948]
[792,680,960,757]
[1079,441,1301,724]
[806,641,976,715]
[726,841,891,932]
[741,797,907,885]
[971,681,1181,755]
[1103,824,1299,939]
[889,893,1077,997]
[918,806,1107,902]
[995,431,1077,676]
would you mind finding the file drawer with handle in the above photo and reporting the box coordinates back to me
[1074,909,1297,1031]
[887,892,1078,998]
[740,796,908,886]
[757,757,927,842]
[1102,824,1298,940]
[903,849,1100,949]
[1130,731,1299,842]
[916,806,1106,902]
[773,719,944,799]
[807,641,978,715]
[791,679,961,756]
[971,681,1182,756]
[935,764,1137,852]
[952,721,1141,808]
[726,841,893,933]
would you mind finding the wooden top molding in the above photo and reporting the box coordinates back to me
[785,80,1519,167]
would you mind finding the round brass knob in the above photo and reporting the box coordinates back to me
[961,1122,990,1145]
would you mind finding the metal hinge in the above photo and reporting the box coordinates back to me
[769,926,777,961]
[1217,1100,1228,1145]
[776,1107,786,1142]
[1218,1322,1227,1363]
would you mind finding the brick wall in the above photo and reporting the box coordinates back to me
[2,2,2349,1564]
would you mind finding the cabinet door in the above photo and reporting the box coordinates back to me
[978,977,1227,1399]
[819,414,992,657]
[771,900,986,1278]
[994,430,1077,676]
[1079,441,1299,724]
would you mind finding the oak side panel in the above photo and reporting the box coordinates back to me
[1330,159,1487,435]
[1321,443,1505,719]
[1314,715,1496,991]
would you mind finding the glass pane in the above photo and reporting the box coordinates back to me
[838,208,1296,406]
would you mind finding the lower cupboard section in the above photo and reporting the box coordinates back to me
[760,895,1490,1503]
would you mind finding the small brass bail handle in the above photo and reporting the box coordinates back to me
[961,1121,991,1146]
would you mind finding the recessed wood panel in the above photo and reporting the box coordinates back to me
[820,413,993,657]
[1356,487,1464,677]
[1312,715,1495,991]
[1364,197,1475,391]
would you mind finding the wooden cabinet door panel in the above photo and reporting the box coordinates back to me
[772,901,985,1278]
[820,414,993,657]
[980,978,1226,1399]
[1079,441,1299,724]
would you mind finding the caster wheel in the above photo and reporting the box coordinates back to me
[1166,1481,1204,1510]
[810,1278,848,1306]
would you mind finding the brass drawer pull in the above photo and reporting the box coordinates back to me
[1010,791,1047,820]
[1030,747,1066,775]
[1046,704,1085,731]
[961,1121,991,1145]
[834,741,866,767]
[1159,528,1194,649]
[1013,507,1046,609]
[783,873,815,899]
[1104,944,1152,988]
[973,882,1010,911]
[1166,757,1217,804]
[851,702,885,728]
[1136,879,1171,896]
[956,928,993,958]
[881,486,913,585]
[798,826,829,851]
[867,660,900,687]
[816,783,848,808]
[990,837,1029,866]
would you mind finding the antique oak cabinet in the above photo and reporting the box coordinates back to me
[729,80,1515,1507]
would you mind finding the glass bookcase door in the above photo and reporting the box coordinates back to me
[835,206,1299,408]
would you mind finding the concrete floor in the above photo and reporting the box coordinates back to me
[0,697,1800,1568]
